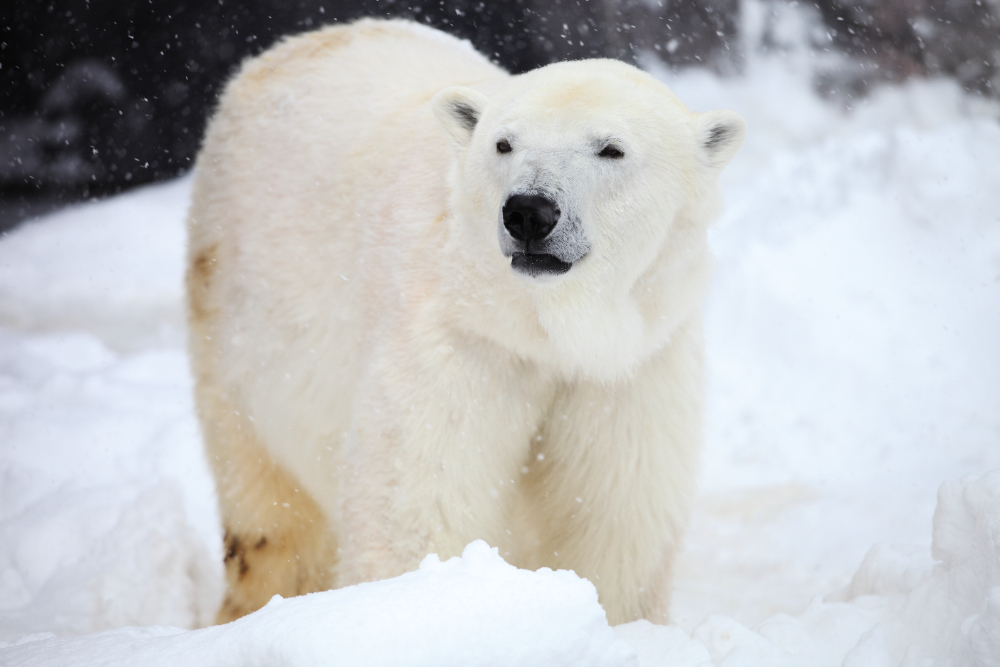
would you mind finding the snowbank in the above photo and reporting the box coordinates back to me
[0,178,188,352]
[658,11,1000,627]
[1,542,638,667]
[681,471,1000,667]
[4,475,1000,666]
[2,4,1000,665]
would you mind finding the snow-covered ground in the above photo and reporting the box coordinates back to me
[2,6,1000,666]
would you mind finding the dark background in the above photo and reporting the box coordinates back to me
[2,0,997,231]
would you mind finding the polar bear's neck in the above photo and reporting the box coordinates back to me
[436,207,712,382]
[437,261,708,383]
[530,288,649,380]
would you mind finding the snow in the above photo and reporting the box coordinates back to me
[0,542,637,667]
[2,7,1000,665]
[658,46,1000,638]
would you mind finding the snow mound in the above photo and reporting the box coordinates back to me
[3,474,1000,666]
[842,471,1000,665]
[0,325,222,640]
[1,541,638,667]
[669,470,1000,667]
[0,178,189,352]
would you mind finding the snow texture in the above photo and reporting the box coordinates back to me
[2,6,1000,665]
[1,542,637,667]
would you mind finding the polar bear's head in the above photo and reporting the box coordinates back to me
[432,59,745,378]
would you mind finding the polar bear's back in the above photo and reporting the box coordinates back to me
[186,20,506,510]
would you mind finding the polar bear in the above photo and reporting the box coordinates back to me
[187,18,745,625]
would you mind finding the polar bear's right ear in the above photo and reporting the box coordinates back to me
[432,86,490,148]
[696,110,747,169]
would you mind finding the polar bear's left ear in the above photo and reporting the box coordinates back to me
[432,86,490,148]
[696,110,747,169]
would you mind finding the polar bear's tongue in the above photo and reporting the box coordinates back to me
[511,252,572,278]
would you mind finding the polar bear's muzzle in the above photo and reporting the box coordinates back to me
[499,193,589,279]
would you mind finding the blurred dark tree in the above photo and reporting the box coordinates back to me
[365,0,737,70]
[0,0,367,204]
[812,0,1000,96]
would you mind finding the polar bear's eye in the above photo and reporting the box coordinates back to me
[598,145,624,159]
[496,139,512,154]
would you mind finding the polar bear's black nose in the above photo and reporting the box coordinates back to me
[502,194,560,243]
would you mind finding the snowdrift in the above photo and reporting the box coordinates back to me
[4,477,1000,666]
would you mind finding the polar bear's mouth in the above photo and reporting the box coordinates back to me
[510,252,573,277]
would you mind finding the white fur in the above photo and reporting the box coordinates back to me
[187,18,745,624]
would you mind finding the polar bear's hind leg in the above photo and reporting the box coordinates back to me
[198,387,338,624]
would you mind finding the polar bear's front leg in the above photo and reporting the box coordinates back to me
[523,318,705,625]
[334,334,555,585]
